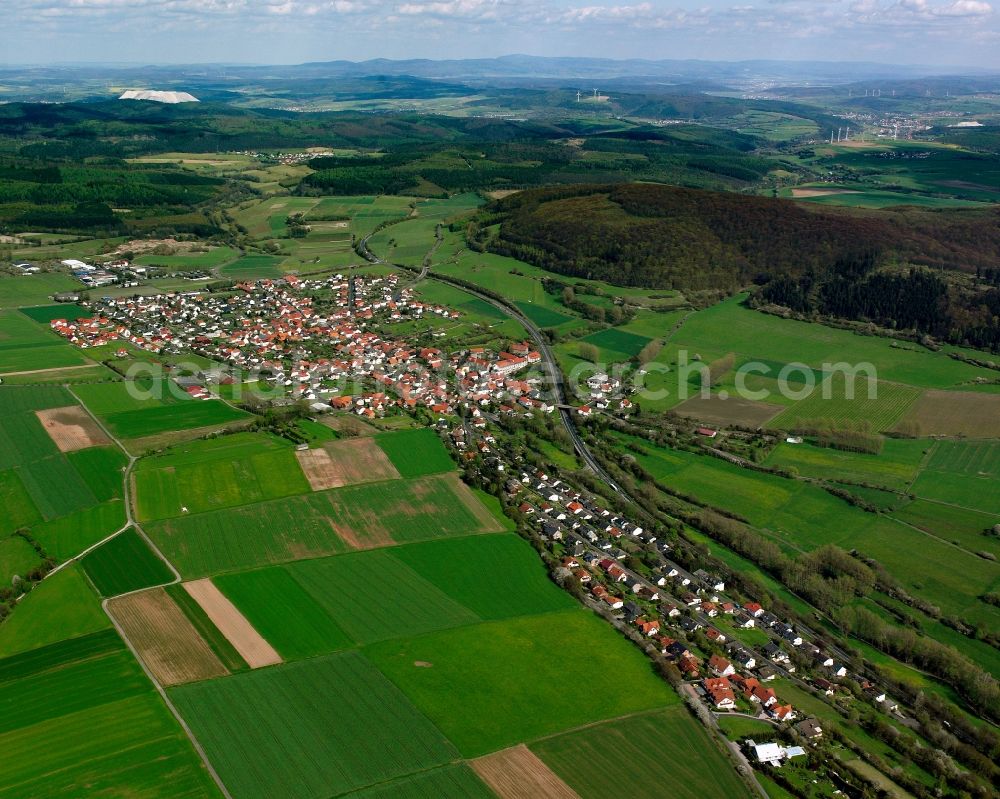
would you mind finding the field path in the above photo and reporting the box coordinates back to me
[183,579,282,668]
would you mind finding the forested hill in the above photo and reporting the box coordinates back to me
[477,183,1000,292]
[474,183,1000,350]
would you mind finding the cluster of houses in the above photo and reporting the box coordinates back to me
[497,464,896,731]
[575,371,632,417]
[49,273,547,416]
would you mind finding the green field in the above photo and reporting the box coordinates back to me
[0,565,110,659]
[580,327,652,361]
[104,401,250,440]
[891,499,999,558]
[135,246,239,269]
[715,714,779,740]
[671,295,995,390]
[765,438,929,490]
[375,428,455,478]
[391,534,576,620]
[0,468,42,534]
[342,765,493,799]
[366,609,677,757]
[911,442,1000,516]
[289,549,480,645]
[0,310,90,372]
[134,433,310,521]
[213,567,354,660]
[18,304,91,324]
[532,706,755,799]
[218,254,283,279]
[170,652,459,799]
[0,535,42,582]
[0,272,82,309]
[30,500,126,562]
[514,301,573,328]
[67,446,128,502]
[770,376,921,432]
[81,529,174,597]
[146,473,501,577]
[0,628,220,798]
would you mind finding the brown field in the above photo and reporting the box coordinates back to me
[182,579,282,668]
[472,745,580,799]
[790,187,860,198]
[673,395,785,428]
[895,390,1000,438]
[108,588,227,685]
[295,437,401,490]
[35,405,111,451]
[319,414,380,437]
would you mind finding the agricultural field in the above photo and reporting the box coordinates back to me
[365,609,677,757]
[472,745,578,799]
[579,327,652,361]
[296,436,400,490]
[531,706,755,799]
[0,271,82,308]
[390,534,576,621]
[29,500,126,562]
[0,629,220,798]
[375,427,455,477]
[107,588,229,686]
[146,472,503,577]
[218,254,283,280]
[81,528,174,597]
[0,309,91,373]
[213,567,354,660]
[345,764,494,799]
[769,376,921,432]
[910,440,1000,515]
[289,549,480,645]
[896,390,1000,438]
[133,433,311,521]
[181,579,281,669]
[170,652,459,799]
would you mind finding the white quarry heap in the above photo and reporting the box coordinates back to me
[118,89,199,104]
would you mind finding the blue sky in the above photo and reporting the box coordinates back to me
[4,0,998,68]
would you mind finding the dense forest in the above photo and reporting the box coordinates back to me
[475,183,1000,350]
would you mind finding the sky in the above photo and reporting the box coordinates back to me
[2,0,998,69]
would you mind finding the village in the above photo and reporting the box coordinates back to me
[46,270,909,785]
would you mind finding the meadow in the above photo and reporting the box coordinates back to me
[212,567,354,660]
[0,272,82,308]
[0,535,41,582]
[0,565,110,658]
[365,609,677,757]
[18,303,91,323]
[579,327,652,360]
[532,706,755,799]
[910,441,1000,515]
[218,254,283,280]
[81,528,174,597]
[375,428,455,478]
[134,246,239,269]
[134,433,310,521]
[670,295,994,390]
[146,473,502,577]
[170,652,459,799]
[764,437,929,490]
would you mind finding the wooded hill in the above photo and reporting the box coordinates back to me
[474,183,1000,350]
